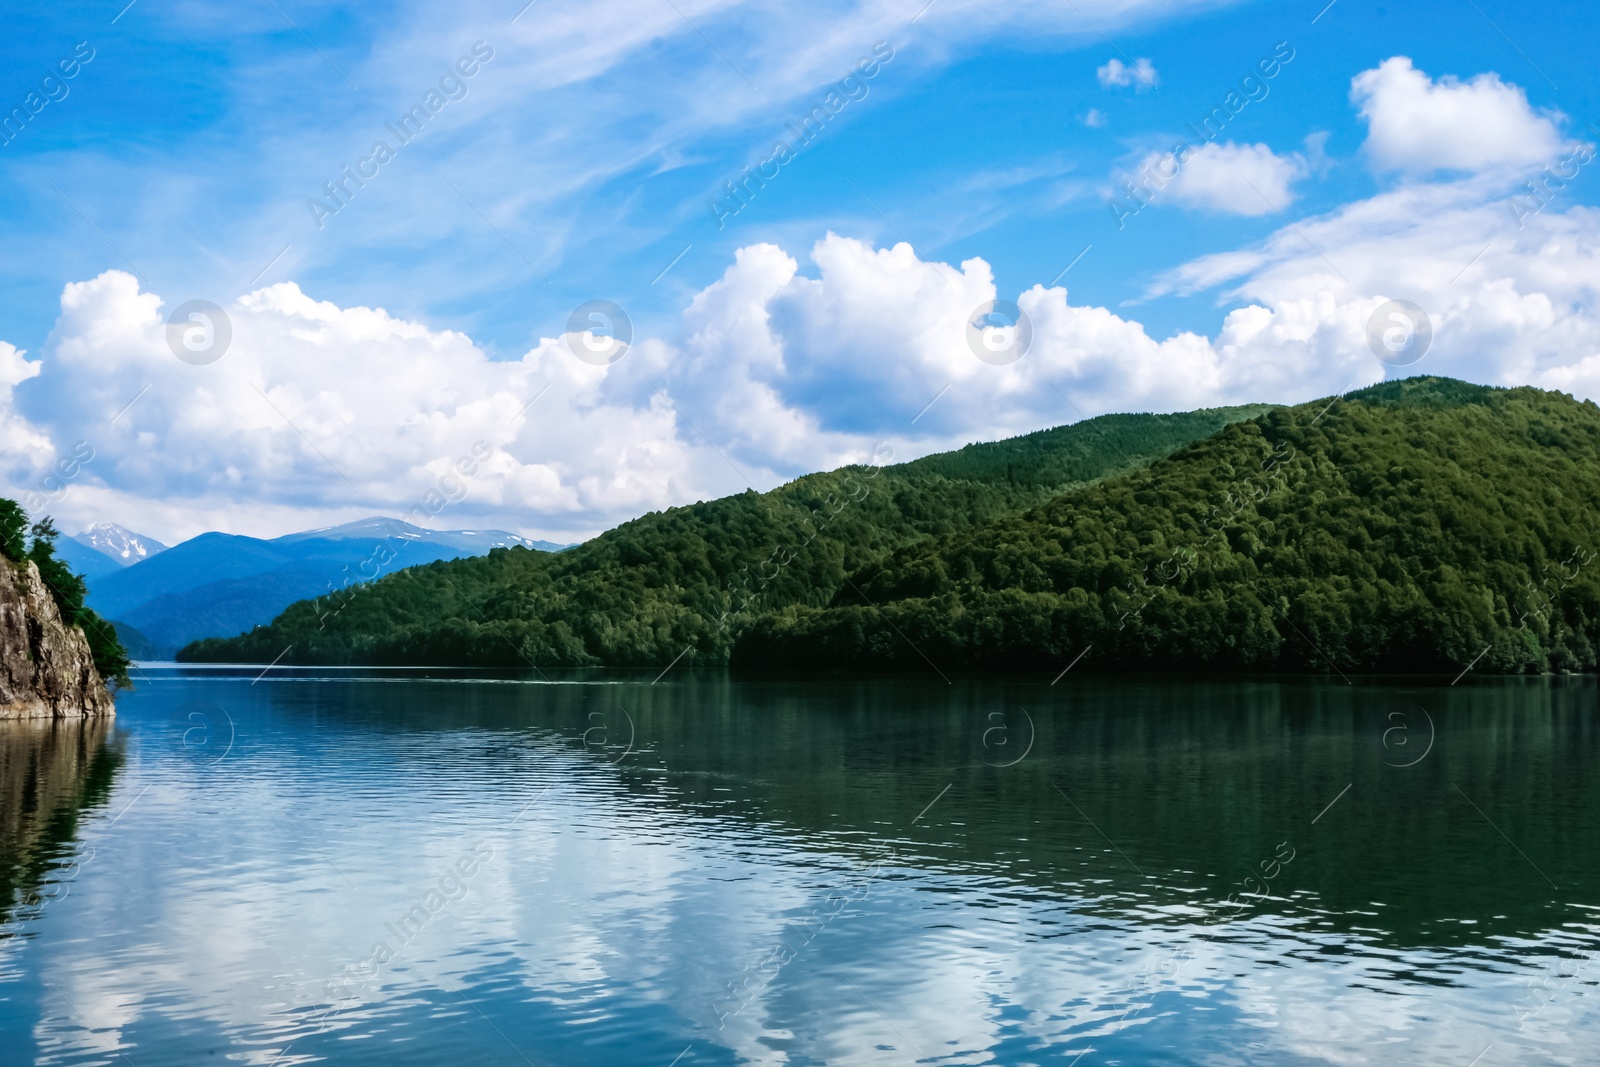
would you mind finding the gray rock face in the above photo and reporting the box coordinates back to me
[0,559,115,720]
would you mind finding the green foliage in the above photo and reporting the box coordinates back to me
[5,510,131,689]
[28,518,87,624]
[77,607,133,690]
[179,405,1273,667]
[734,378,1600,675]
[0,499,27,563]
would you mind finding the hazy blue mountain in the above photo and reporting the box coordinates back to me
[83,517,571,659]
[73,523,168,566]
[107,621,162,662]
[275,517,567,554]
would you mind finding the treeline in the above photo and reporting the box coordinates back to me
[178,405,1272,667]
[0,502,131,687]
[734,378,1600,675]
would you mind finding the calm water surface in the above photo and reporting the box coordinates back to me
[0,668,1596,1065]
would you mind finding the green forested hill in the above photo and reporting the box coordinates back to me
[733,378,1600,675]
[179,404,1270,666]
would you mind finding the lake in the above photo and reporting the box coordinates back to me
[0,668,1595,1065]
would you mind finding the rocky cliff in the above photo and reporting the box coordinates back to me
[0,559,115,719]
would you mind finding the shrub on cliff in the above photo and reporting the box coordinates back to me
[0,500,26,563]
[1,509,131,690]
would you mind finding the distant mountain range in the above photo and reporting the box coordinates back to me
[66,517,570,659]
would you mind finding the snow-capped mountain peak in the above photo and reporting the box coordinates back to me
[74,523,170,566]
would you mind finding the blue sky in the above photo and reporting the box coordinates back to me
[2,0,1599,541]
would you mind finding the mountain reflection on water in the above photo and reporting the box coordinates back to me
[0,669,1593,1065]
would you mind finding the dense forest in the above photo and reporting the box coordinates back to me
[182,378,1600,676]
[0,501,131,688]
[737,378,1600,674]
[178,405,1272,666]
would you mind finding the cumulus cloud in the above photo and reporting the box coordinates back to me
[671,234,1242,448]
[1150,168,1600,399]
[0,343,53,470]
[1130,141,1307,216]
[1097,56,1159,90]
[5,271,754,543]
[1351,56,1566,174]
[1083,108,1108,128]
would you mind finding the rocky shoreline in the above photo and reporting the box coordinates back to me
[0,558,115,719]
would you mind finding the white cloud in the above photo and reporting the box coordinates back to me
[665,233,1317,439]
[1129,141,1306,216]
[1149,168,1600,399]
[1083,108,1108,128]
[1351,56,1566,174]
[1097,56,1158,90]
[0,343,53,472]
[6,271,762,543]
